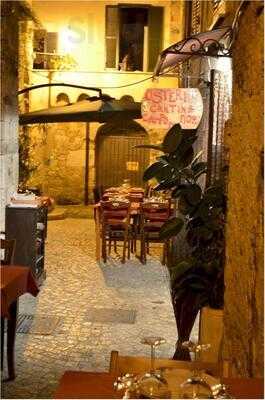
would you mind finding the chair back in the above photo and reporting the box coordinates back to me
[127,193,144,203]
[0,238,16,265]
[129,188,144,194]
[141,201,170,222]
[109,350,225,378]
[100,200,131,224]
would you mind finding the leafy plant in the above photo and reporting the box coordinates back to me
[138,123,226,359]
[48,54,78,70]
[19,127,37,188]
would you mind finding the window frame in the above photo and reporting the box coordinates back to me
[104,4,164,73]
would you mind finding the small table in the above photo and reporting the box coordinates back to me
[54,371,264,399]
[1,265,39,380]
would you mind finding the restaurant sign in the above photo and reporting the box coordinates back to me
[141,88,203,130]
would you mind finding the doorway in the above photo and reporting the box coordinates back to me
[96,120,149,191]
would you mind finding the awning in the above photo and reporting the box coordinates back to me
[19,98,142,125]
[154,26,232,77]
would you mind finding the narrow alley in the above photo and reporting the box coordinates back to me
[3,217,198,399]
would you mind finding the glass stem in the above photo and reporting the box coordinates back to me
[150,345,155,374]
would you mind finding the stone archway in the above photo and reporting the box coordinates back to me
[95,119,149,191]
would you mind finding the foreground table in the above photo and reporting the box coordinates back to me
[54,371,120,399]
[1,265,39,380]
[54,371,264,399]
[223,377,264,399]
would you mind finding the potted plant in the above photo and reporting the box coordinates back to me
[138,124,226,360]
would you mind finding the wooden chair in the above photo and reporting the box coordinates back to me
[140,201,170,265]
[100,200,132,263]
[109,350,229,379]
[1,238,16,265]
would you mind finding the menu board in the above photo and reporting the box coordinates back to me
[141,88,203,130]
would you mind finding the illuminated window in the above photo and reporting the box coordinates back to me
[33,29,58,69]
[105,5,163,72]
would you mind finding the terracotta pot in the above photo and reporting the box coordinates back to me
[198,306,224,363]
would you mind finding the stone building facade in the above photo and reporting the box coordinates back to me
[20,0,185,204]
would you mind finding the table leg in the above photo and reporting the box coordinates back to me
[7,300,17,380]
[94,207,101,262]
[1,317,4,371]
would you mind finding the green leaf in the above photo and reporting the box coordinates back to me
[194,226,213,241]
[170,261,194,283]
[154,178,178,191]
[192,201,210,221]
[191,150,203,167]
[159,217,184,240]
[178,133,198,155]
[182,128,198,136]
[172,184,189,198]
[179,147,194,168]
[185,184,202,206]
[134,144,164,152]
[180,168,194,180]
[143,161,164,181]
[155,164,174,183]
[191,162,207,178]
[162,124,183,153]
[178,196,194,215]
[204,185,224,207]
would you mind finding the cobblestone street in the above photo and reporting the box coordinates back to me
[2,218,198,399]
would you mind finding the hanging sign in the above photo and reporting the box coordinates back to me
[141,88,203,129]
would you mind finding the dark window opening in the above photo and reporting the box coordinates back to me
[105,5,163,72]
[119,7,148,71]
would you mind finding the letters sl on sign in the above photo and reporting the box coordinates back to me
[141,88,203,130]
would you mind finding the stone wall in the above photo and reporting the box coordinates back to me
[223,1,264,377]
[27,122,87,204]
[0,2,19,230]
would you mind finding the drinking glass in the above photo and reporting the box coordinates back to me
[211,383,231,398]
[114,373,138,399]
[136,337,171,399]
[180,341,213,399]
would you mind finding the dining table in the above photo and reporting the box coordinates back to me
[54,370,264,399]
[1,265,39,380]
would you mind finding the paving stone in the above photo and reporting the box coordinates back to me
[2,218,198,399]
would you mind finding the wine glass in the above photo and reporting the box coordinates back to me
[136,336,171,399]
[114,373,138,399]
[180,341,213,399]
[211,383,231,398]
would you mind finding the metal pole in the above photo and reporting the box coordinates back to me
[206,69,215,188]
[84,123,90,205]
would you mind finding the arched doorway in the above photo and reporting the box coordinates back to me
[96,120,149,190]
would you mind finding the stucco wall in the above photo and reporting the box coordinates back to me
[23,0,184,203]
[223,1,264,377]
[32,0,177,71]
[0,2,19,229]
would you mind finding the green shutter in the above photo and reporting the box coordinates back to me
[105,6,118,68]
[148,7,163,72]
